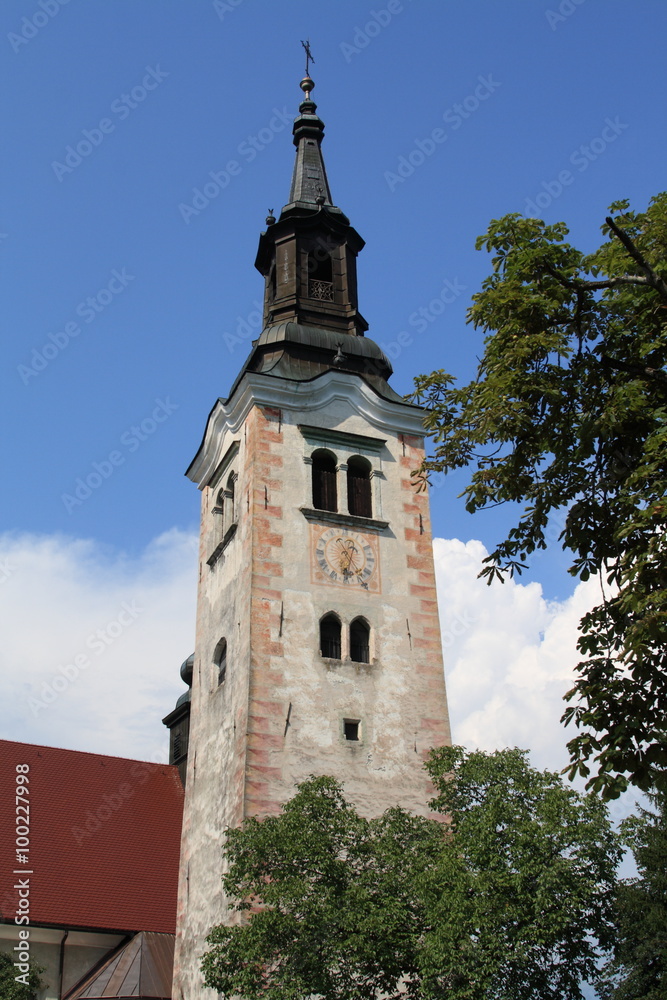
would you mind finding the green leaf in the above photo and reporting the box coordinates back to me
[411,193,667,797]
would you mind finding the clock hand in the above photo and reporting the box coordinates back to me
[335,538,359,571]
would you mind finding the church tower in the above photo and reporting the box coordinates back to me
[172,72,452,1000]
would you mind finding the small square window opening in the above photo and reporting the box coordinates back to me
[344,720,360,742]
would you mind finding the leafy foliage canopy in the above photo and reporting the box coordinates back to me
[0,951,43,1000]
[202,748,620,1000]
[599,790,667,1000]
[413,194,667,796]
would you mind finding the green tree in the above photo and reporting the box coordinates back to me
[0,951,43,1000]
[412,194,667,797]
[598,790,667,1000]
[202,748,620,1000]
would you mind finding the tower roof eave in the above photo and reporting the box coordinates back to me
[185,367,426,490]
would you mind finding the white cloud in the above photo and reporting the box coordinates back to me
[0,529,198,761]
[0,527,640,828]
[0,530,602,772]
[433,536,643,841]
[433,537,602,774]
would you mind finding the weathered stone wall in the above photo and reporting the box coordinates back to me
[173,372,451,999]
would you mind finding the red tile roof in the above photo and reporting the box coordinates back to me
[0,740,184,933]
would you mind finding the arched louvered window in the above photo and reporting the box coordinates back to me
[320,613,341,659]
[312,450,337,513]
[347,456,372,518]
[350,618,370,664]
[214,638,227,686]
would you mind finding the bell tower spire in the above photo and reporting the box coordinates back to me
[254,70,369,338]
[171,57,452,1000]
[288,72,332,208]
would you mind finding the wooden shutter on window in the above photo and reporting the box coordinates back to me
[312,453,337,512]
[347,463,372,518]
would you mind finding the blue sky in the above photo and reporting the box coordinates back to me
[1,1,665,784]
[3,0,665,589]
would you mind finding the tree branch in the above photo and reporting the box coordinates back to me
[544,263,663,297]
[600,354,667,388]
[606,215,667,303]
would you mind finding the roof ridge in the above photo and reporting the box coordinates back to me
[0,738,177,769]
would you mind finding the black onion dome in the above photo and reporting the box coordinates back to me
[180,653,194,687]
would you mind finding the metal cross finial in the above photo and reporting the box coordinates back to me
[301,39,315,76]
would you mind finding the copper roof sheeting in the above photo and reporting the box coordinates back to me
[64,932,174,999]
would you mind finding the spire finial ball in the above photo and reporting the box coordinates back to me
[300,75,315,95]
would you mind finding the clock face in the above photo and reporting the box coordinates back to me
[312,526,379,591]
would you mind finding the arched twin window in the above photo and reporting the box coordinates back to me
[319,614,370,663]
[311,451,372,517]
[214,473,237,550]
[208,445,240,567]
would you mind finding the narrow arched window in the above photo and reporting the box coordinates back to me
[312,450,337,512]
[347,456,372,518]
[320,614,341,659]
[214,638,227,686]
[350,618,370,663]
[309,251,333,301]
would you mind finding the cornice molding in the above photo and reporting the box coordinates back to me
[299,507,389,532]
[187,371,426,489]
